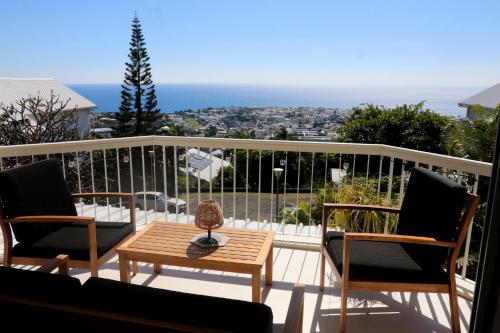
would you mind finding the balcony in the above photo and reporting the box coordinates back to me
[0,135,491,332]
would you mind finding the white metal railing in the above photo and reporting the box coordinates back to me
[0,136,492,279]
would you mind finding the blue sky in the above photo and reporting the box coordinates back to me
[1,0,499,87]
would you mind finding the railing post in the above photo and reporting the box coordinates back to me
[308,153,315,237]
[257,150,262,228]
[233,149,237,227]
[184,146,189,223]
[377,156,383,198]
[61,153,66,180]
[174,146,179,223]
[245,149,249,224]
[162,146,167,220]
[221,149,225,214]
[90,150,97,217]
[462,173,479,278]
[384,157,394,233]
[282,152,288,233]
[209,148,213,200]
[366,154,370,187]
[270,151,275,225]
[197,147,201,205]
[399,160,406,208]
[351,154,356,185]
[103,149,110,222]
[295,152,301,235]
[141,146,147,224]
[116,148,123,222]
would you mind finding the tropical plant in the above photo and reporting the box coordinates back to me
[277,202,311,225]
[444,105,500,163]
[324,179,397,233]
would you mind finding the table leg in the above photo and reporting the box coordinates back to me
[252,269,262,303]
[154,263,162,274]
[265,244,273,286]
[132,261,139,276]
[119,253,131,283]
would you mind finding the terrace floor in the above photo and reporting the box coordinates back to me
[67,246,471,333]
[3,205,473,332]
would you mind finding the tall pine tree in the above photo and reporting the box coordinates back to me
[116,14,161,137]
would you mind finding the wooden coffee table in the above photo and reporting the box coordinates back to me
[116,221,275,303]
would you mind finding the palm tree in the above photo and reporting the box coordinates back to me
[444,105,500,163]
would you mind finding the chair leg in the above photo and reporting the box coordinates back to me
[340,283,348,333]
[90,261,99,277]
[2,254,11,267]
[449,286,461,333]
[319,251,326,291]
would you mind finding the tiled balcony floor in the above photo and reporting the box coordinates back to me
[1,205,472,332]
[64,246,471,333]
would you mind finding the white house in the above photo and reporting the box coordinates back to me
[459,83,500,120]
[180,148,231,182]
[0,78,96,137]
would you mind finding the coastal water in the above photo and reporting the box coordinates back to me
[69,84,482,117]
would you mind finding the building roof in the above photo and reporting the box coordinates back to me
[0,78,96,110]
[459,83,500,110]
[183,148,231,182]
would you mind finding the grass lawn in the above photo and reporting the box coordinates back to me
[179,192,312,221]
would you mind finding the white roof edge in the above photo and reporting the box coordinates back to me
[0,78,96,110]
[459,83,500,109]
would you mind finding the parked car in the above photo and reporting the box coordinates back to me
[128,191,187,213]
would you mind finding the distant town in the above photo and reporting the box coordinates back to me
[91,106,352,141]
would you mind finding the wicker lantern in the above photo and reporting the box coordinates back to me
[191,200,229,248]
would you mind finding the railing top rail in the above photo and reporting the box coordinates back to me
[0,135,492,176]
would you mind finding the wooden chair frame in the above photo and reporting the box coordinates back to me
[319,193,480,333]
[0,192,137,277]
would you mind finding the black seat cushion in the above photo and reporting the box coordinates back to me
[11,222,133,260]
[397,167,467,267]
[81,277,274,333]
[0,159,77,244]
[0,266,81,304]
[326,231,448,284]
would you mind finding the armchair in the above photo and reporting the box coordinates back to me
[0,159,137,277]
[319,167,480,333]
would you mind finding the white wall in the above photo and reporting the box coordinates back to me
[76,108,92,137]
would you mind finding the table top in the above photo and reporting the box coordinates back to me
[117,221,275,270]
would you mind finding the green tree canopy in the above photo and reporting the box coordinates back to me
[337,102,451,154]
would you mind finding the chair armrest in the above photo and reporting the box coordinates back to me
[323,203,400,214]
[283,283,305,333]
[344,232,456,248]
[7,215,95,225]
[72,192,134,200]
[36,254,70,275]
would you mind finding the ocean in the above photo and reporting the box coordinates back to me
[68,84,483,117]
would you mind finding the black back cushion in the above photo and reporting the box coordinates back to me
[397,167,467,266]
[81,277,274,333]
[0,159,77,244]
[0,266,81,304]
